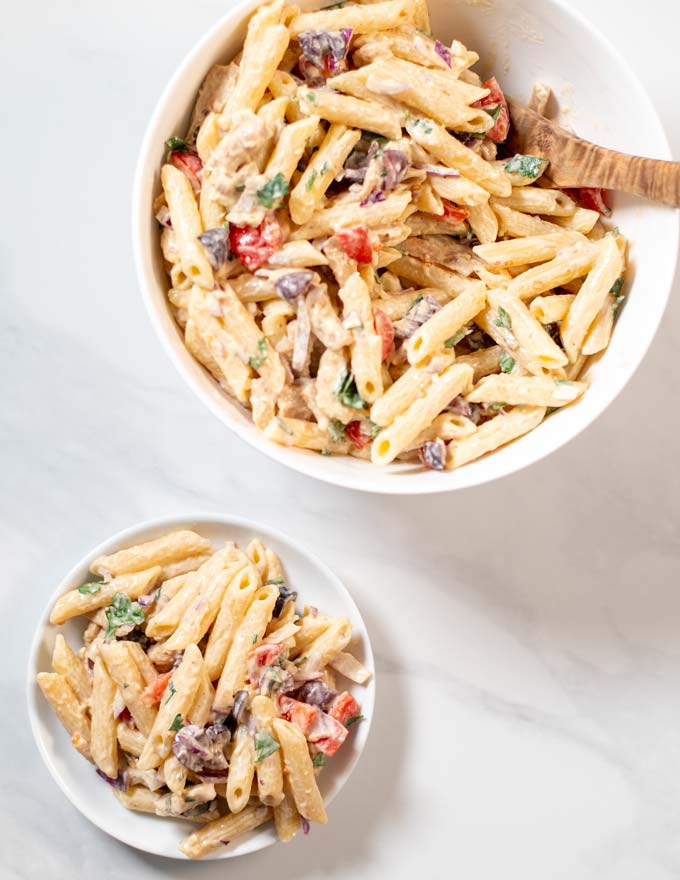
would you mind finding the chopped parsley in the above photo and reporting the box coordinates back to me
[611,275,625,312]
[305,169,317,192]
[104,593,145,641]
[294,655,308,665]
[494,306,512,330]
[345,714,365,727]
[169,713,183,732]
[249,337,268,371]
[320,162,330,175]
[409,117,433,135]
[335,368,367,410]
[486,104,502,122]
[164,135,189,159]
[78,582,103,596]
[312,753,326,768]
[329,419,346,443]
[265,577,285,586]
[410,293,424,308]
[235,182,246,193]
[488,402,507,412]
[256,172,289,208]
[444,326,472,348]
[555,379,573,386]
[252,634,259,644]
[367,420,382,439]
[504,154,546,178]
[499,351,515,373]
[165,680,176,704]
[306,92,317,104]
[254,731,281,763]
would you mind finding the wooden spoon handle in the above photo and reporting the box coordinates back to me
[550,142,680,207]
[507,99,680,207]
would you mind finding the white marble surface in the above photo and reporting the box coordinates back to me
[3,0,680,876]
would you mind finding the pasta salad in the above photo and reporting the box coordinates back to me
[37,529,371,858]
[155,0,627,472]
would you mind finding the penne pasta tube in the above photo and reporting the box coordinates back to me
[136,644,204,770]
[91,530,211,579]
[298,88,401,141]
[51,634,91,704]
[371,363,474,464]
[179,805,273,858]
[50,567,162,625]
[37,672,92,761]
[297,617,352,676]
[466,374,587,407]
[492,187,576,216]
[447,405,546,468]
[529,293,575,324]
[288,0,412,36]
[117,723,146,758]
[486,288,568,371]
[455,345,503,381]
[226,724,255,813]
[561,235,623,362]
[161,165,214,289]
[473,231,585,268]
[159,553,212,581]
[291,190,413,240]
[405,117,511,196]
[370,352,454,426]
[251,695,285,807]
[99,641,158,736]
[407,282,486,364]
[204,561,261,681]
[273,719,327,823]
[507,242,599,300]
[91,657,119,779]
[213,584,279,711]
[274,777,300,842]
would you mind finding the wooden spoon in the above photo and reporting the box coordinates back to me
[507,98,680,208]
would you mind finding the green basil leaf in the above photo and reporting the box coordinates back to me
[169,713,183,732]
[312,752,326,767]
[249,337,269,371]
[256,172,289,208]
[345,714,365,727]
[499,351,515,373]
[79,582,103,596]
[493,307,512,330]
[335,368,367,411]
[503,154,547,179]
[254,731,281,763]
[104,593,145,641]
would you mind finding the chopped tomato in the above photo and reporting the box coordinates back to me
[441,201,469,225]
[308,711,348,756]
[329,691,361,726]
[140,670,173,707]
[336,225,373,263]
[229,218,283,271]
[567,187,612,216]
[278,696,317,736]
[472,76,510,143]
[345,420,372,450]
[247,642,284,687]
[372,307,394,361]
[170,150,203,192]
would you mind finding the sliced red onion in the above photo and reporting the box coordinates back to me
[393,293,441,339]
[434,39,452,67]
[137,591,157,608]
[381,150,409,190]
[292,294,312,374]
[415,163,460,178]
[155,204,172,228]
[275,270,314,303]
[274,584,298,618]
[301,818,311,835]
[197,770,230,783]
[225,690,250,732]
[360,189,386,208]
[171,723,231,772]
[112,690,127,720]
[96,768,128,792]
[220,839,231,846]
[298,28,352,73]
[419,438,446,470]
[447,395,482,424]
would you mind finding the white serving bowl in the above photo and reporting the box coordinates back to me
[133,0,678,494]
[27,514,375,860]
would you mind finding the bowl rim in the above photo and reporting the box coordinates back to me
[26,512,376,860]
[131,0,679,495]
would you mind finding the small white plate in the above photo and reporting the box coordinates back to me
[27,513,375,859]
